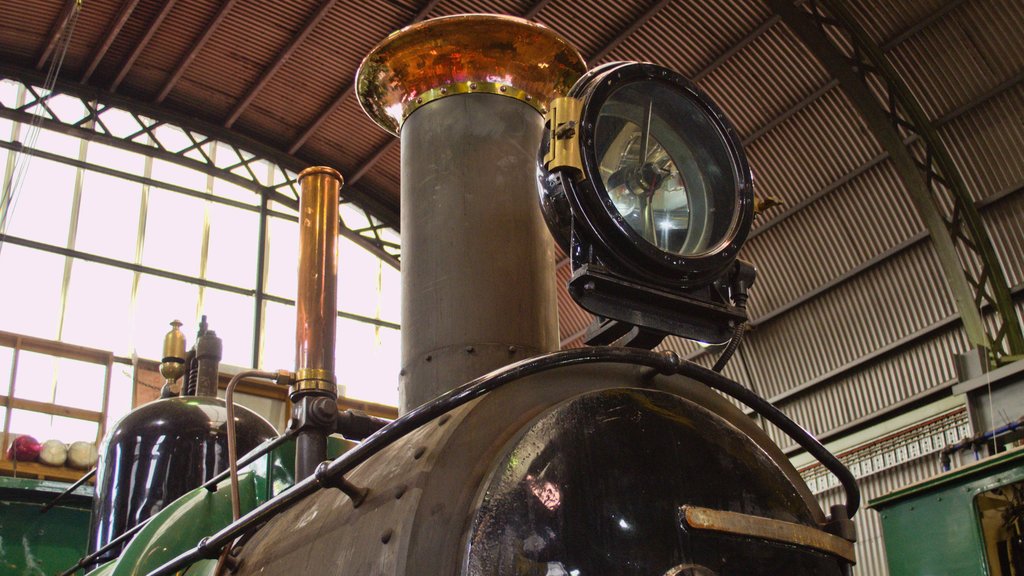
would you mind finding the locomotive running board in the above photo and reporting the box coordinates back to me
[679,506,856,563]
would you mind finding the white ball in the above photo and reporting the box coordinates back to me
[67,441,98,469]
[39,440,67,467]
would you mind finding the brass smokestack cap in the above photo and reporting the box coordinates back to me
[356,14,587,136]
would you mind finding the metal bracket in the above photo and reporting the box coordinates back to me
[544,96,584,176]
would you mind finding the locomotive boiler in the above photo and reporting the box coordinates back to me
[74,14,859,576]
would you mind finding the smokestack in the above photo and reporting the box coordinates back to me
[356,15,586,413]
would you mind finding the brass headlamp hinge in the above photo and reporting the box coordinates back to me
[544,96,585,178]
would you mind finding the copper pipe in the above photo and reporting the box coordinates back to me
[294,166,342,395]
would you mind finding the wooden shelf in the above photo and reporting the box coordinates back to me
[0,459,94,483]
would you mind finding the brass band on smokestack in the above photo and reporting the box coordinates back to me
[357,15,587,413]
[294,166,341,397]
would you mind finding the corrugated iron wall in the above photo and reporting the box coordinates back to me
[651,4,1022,572]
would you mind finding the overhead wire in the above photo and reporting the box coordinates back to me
[0,0,83,256]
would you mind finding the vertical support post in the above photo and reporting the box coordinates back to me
[252,194,269,368]
[1,340,18,461]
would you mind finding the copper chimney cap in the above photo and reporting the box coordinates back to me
[356,14,587,136]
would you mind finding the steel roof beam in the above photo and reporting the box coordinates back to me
[81,0,141,84]
[156,0,239,103]
[35,0,79,70]
[769,0,1023,362]
[524,0,555,20]
[588,0,672,65]
[287,0,443,155]
[110,0,178,92]
[225,0,339,128]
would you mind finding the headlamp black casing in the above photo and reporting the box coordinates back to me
[539,62,756,345]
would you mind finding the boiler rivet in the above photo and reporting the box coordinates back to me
[438,414,451,426]
[381,529,393,544]
[416,97,423,104]
[413,446,426,460]
[425,354,432,362]
[395,484,407,499]
[469,82,477,90]
[499,85,507,92]
[508,345,517,354]
[465,345,475,353]
[440,87,448,94]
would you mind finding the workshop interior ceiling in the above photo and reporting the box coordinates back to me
[2,1,1024,396]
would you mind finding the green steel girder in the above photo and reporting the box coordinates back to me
[768,0,1024,365]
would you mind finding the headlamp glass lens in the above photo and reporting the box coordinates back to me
[595,80,739,257]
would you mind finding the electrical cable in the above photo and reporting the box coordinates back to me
[712,322,745,372]
[0,0,82,255]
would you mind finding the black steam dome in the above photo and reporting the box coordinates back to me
[86,396,276,569]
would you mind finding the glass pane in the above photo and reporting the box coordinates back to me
[0,123,12,146]
[62,260,135,354]
[142,187,205,276]
[212,178,258,206]
[595,80,739,256]
[32,126,82,159]
[335,318,399,407]
[96,107,143,139]
[53,357,106,412]
[45,94,90,125]
[86,141,145,174]
[13,350,57,403]
[0,79,20,108]
[339,204,369,229]
[0,245,65,339]
[379,260,401,325]
[260,301,295,372]
[265,216,298,300]
[8,409,53,441]
[206,202,258,287]
[199,289,254,368]
[3,156,77,246]
[134,275,199,361]
[214,142,244,170]
[338,236,385,320]
[76,171,143,262]
[151,158,209,193]
[10,409,98,444]
[0,346,12,396]
[105,363,133,431]
[151,124,194,154]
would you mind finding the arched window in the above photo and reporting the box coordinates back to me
[0,77,401,452]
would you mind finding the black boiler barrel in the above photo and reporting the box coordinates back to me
[86,397,276,569]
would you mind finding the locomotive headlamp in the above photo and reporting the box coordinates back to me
[539,62,756,346]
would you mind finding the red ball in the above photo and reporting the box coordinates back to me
[6,435,42,461]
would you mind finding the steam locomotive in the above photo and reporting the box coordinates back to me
[72,14,858,576]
